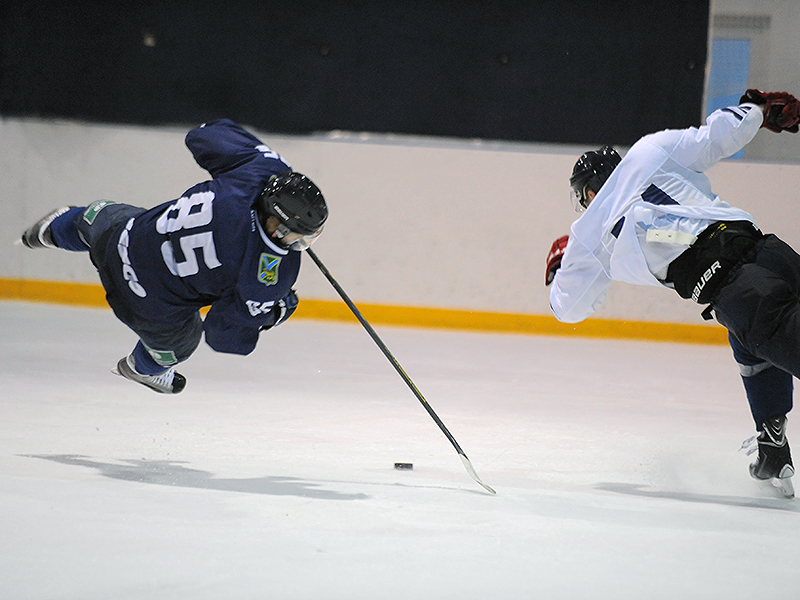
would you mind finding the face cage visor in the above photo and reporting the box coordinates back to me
[570,183,588,212]
[274,222,324,251]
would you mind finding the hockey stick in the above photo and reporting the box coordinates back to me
[306,248,496,494]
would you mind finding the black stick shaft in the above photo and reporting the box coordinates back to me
[305,248,465,454]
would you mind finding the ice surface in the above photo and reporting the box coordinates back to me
[1,301,798,599]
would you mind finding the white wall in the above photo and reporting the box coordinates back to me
[4,117,800,325]
[711,0,800,161]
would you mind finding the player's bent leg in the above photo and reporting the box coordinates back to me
[729,333,794,428]
[717,282,797,497]
[75,202,146,258]
[113,313,202,394]
[728,334,795,496]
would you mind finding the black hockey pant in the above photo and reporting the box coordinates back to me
[712,235,800,429]
[51,202,203,372]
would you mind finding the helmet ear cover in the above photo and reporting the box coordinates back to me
[257,172,328,238]
[569,146,621,210]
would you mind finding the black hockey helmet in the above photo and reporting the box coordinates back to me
[569,146,621,211]
[257,172,328,250]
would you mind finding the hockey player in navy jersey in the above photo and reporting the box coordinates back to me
[545,89,800,497]
[20,119,328,395]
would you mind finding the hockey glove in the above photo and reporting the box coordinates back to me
[259,289,299,332]
[545,235,569,286]
[739,89,800,134]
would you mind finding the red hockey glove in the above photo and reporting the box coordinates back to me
[740,89,800,134]
[545,235,569,286]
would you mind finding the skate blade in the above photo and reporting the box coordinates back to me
[770,477,795,499]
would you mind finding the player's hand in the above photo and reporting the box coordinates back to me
[259,289,299,331]
[740,89,800,134]
[545,235,569,286]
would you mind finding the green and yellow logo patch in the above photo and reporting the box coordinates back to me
[258,253,281,286]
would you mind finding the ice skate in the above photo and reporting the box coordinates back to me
[749,416,795,498]
[112,353,186,394]
[19,206,76,249]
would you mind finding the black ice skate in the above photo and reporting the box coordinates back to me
[19,206,76,249]
[749,416,795,498]
[113,353,186,394]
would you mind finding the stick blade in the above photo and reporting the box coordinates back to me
[459,454,496,494]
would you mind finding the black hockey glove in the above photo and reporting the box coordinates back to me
[545,235,569,286]
[259,289,299,332]
[740,89,800,134]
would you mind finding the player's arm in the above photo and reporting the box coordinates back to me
[674,89,799,173]
[185,119,291,179]
[664,104,763,173]
[547,234,611,323]
[202,289,298,355]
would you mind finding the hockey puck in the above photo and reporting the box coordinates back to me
[394,462,413,470]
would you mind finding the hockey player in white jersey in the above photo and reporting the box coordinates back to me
[546,89,800,497]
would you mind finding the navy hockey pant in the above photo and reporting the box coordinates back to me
[712,235,800,429]
[50,203,203,374]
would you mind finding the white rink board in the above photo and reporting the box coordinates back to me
[3,117,800,325]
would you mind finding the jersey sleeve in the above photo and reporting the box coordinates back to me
[202,296,260,355]
[549,234,612,323]
[203,293,289,355]
[201,255,300,355]
[664,104,763,173]
[203,295,297,355]
[185,119,291,179]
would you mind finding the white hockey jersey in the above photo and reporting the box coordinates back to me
[550,103,764,323]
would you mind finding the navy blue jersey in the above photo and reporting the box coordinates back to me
[98,119,300,355]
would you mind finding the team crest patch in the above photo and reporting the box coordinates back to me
[258,253,281,286]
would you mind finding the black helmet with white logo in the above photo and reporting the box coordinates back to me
[257,172,328,249]
[569,146,621,211]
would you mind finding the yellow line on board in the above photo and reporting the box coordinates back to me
[0,278,108,307]
[0,278,728,345]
